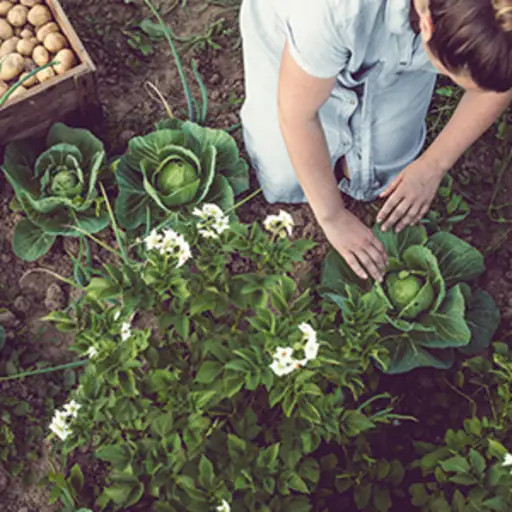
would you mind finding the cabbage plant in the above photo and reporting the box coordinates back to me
[114,119,249,230]
[2,123,109,261]
[321,225,500,374]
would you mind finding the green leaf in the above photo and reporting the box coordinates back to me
[459,287,500,355]
[95,445,132,470]
[409,483,430,506]
[427,232,485,286]
[198,455,215,490]
[354,482,372,509]
[257,443,280,468]
[299,458,320,486]
[468,449,486,477]
[488,439,508,459]
[321,249,369,294]
[440,455,471,474]
[12,219,56,261]
[373,485,392,512]
[374,224,428,260]
[342,410,375,437]
[482,496,509,511]
[68,463,84,494]
[195,361,223,384]
[150,413,173,438]
[0,326,5,352]
[288,472,309,494]
[388,460,405,486]
[104,482,144,507]
[452,489,466,512]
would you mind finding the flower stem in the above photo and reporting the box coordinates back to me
[226,187,262,215]
[0,359,87,382]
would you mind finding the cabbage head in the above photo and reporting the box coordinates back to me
[114,119,249,230]
[2,123,108,261]
[321,225,500,374]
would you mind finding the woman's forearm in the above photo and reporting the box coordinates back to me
[278,111,344,223]
[422,89,512,174]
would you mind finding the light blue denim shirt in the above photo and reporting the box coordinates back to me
[240,0,439,202]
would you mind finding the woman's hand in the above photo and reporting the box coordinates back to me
[321,209,388,282]
[377,157,445,232]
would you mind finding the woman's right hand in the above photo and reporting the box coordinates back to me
[321,208,388,282]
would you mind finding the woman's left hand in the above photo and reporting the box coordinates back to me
[376,157,446,232]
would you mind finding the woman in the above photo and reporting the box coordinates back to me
[239,0,512,282]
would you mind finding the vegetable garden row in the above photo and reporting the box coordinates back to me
[0,1,511,512]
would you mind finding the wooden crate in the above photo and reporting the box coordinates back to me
[0,0,99,144]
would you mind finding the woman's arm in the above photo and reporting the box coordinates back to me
[423,89,512,173]
[378,88,512,232]
[278,42,387,281]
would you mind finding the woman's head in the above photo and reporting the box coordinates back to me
[414,0,512,92]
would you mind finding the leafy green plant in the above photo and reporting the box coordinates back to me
[321,225,500,373]
[409,418,512,511]
[42,205,407,511]
[114,119,248,230]
[45,463,92,512]
[1,123,109,261]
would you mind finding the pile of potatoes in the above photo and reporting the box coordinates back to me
[0,0,77,101]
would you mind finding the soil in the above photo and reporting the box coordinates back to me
[0,0,511,511]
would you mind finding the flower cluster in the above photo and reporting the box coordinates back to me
[144,228,192,267]
[192,203,230,239]
[49,399,81,441]
[270,323,320,377]
[263,210,294,238]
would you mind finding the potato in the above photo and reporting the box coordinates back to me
[23,56,35,71]
[27,4,51,26]
[19,70,36,87]
[0,79,8,95]
[16,37,34,55]
[0,19,14,40]
[20,28,33,39]
[21,0,42,6]
[32,44,48,65]
[0,52,24,81]
[36,21,58,42]
[8,5,28,27]
[0,36,20,57]
[0,1,13,17]
[9,84,27,100]
[43,32,67,53]
[53,48,75,75]
[36,66,54,83]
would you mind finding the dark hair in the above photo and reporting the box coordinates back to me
[427,0,512,92]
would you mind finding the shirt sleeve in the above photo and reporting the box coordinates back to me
[285,0,350,79]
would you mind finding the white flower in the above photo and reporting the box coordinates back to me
[198,228,219,239]
[49,414,71,441]
[63,399,81,418]
[193,203,224,220]
[86,346,98,359]
[113,310,121,321]
[304,340,320,361]
[263,210,294,237]
[274,346,294,364]
[176,238,192,267]
[270,359,296,376]
[121,322,132,342]
[216,500,231,512]
[193,203,230,239]
[503,453,512,468]
[144,229,162,251]
[299,323,317,344]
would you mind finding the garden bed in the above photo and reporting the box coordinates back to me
[0,1,511,511]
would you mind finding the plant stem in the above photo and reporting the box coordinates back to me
[20,268,85,291]
[0,359,87,382]
[226,187,262,215]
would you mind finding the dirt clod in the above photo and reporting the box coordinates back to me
[0,309,17,326]
[44,283,66,311]
[13,295,31,315]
